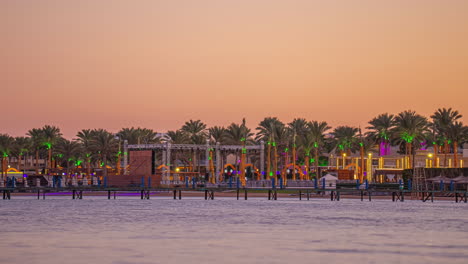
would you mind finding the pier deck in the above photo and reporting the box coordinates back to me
[1,186,467,203]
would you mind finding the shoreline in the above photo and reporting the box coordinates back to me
[7,191,459,201]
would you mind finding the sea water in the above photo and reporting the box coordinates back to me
[1,196,467,264]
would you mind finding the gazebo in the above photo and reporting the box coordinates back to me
[319,174,338,189]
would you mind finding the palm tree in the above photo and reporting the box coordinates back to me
[447,122,468,167]
[89,129,118,177]
[181,120,207,171]
[0,134,15,181]
[224,121,254,172]
[303,121,331,179]
[138,128,161,144]
[77,129,96,177]
[360,136,378,181]
[332,126,359,155]
[116,127,137,144]
[287,118,309,138]
[163,130,190,170]
[55,139,82,176]
[39,125,62,172]
[208,126,226,144]
[181,120,207,140]
[366,113,395,156]
[165,130,190,144]
[287,118,309,179]
[272,124,289,181]
[117,127,161,145]
[256,117,285,179]
[224,122,254,145]
[431,108,463,166]
[12,137,31,172]
[27,128,44,174]
[425,125,444,167]
[393,110,429,168]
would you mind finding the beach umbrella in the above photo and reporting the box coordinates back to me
[454,177,468,184]
[425,176,452,182]
[319,174,338,181]
[452,176,467,182]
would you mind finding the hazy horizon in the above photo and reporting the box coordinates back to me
[3,0,467,138]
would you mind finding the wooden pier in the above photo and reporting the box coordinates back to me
[1,187,467,203]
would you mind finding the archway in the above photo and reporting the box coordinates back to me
[6,168,20,173]
[344,163,360,180]
[244,163,260,180]
[282,163,305,180]
[220,164,237,182]
[156,164,169,171]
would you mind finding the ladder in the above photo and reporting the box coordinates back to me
[412,167,428,199]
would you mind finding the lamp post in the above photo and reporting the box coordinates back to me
[367,153,373,182]
[342,153,346,169]
[115,136,121,175]
[428,153,433,168]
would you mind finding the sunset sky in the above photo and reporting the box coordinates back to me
[2,0,468,138]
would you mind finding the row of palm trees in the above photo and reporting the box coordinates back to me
[0,108,467,179]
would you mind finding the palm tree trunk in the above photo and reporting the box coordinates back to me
[454,141,458,167]
[66,160,70,177]
[18,155,22,172]
[87,158,91,178]
[273,146,278,183]
[292,146,297,180]
[35,150,39,174]
[305,151,310,178]
[314,148,319,180]
[198,151,201,174]
[409,142,413,169]
[192,150,196,172]
[1,157,4,181]
[48,148,52,174]
[379,139,383,156]
[266,143,271,180]
[103,154,108,178]
[360,145,364,182]
[444,140,448,167]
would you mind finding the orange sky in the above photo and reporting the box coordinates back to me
[2,0,468,138]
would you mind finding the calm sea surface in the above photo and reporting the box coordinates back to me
[1,195,468,264]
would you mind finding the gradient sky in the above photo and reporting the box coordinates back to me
[2,0,468,138]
